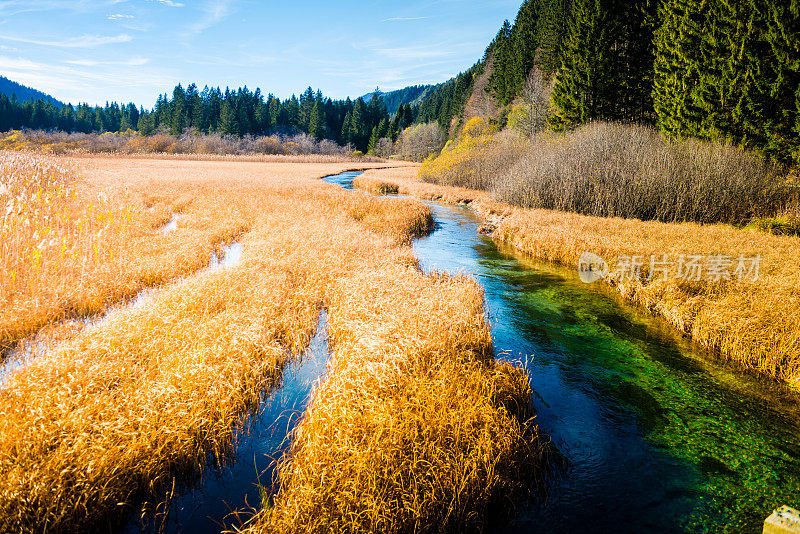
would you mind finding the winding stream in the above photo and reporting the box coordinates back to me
[327,171,800,533]
[117,170,800,532]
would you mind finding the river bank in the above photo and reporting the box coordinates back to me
[353,167,800,387]
[335,172,800,532]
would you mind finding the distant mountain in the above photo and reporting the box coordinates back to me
[361,85,439,115]
[0,76,63,107]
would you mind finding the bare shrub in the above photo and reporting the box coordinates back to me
[372,137,395,159]
[397,123,447,162]
[490,122,790,224]
[508,69,555,137]
[0,129,355,157]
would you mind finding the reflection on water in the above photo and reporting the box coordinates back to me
[411,200,800,533]
[161,213,181,233]
[209,242,243,270]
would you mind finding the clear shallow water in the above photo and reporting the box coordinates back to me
[123,312,330,533]
[321,170,362,189]
[161,213,181,233]
[328,172,800,533]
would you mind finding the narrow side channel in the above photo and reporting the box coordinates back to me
[121,310,331,534]
[0,241,244,384]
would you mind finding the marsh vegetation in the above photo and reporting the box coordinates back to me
[0,155,549,533]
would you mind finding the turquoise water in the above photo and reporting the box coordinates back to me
[411,198,800,533]
[124,171,800,532]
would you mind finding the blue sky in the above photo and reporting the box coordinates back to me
[0,0,521,107]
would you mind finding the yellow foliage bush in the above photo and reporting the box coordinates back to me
[461,116,493,138]
[420,130,528,190]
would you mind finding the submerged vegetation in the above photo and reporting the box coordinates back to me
[359,165,800,385]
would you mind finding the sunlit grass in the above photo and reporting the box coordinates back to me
[246,264,551,534]
[0,157,548,532]
[0,152,254,355]
[362,165,800,385]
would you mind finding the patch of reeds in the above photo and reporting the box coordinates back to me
[352,174,399,195]
[0,152,251,354]
[0,157,549,532]
[246,264,551,533]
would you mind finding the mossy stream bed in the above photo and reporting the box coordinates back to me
[334,172,800,533]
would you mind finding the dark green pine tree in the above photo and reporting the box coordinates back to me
[759,0,800,163]
[616,0,658,123]
[285,96,301,130]
[507,0,541,99]
[340,111,352,145]
[534,0,569,75]
[652,0,706,138]
[219,98,237,135]
[350,98,367,150]
[550,0,616,129]
[487,20,513,103]
[170,84,187,136]
[309,100,326,140]
[367,125,380,154]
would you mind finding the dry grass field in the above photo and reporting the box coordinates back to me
[356,166,800,385]
[0,154,547,532]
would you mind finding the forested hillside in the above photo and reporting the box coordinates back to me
[363,85,435,115]
[482,0,799,163]
[415,63,483,129]
[0,85,421,152]
[0,77,62,108]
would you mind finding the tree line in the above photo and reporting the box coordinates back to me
[486,0,799,164]
[0,85,423,153]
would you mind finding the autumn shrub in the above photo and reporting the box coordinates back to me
[421,121,791,225]
[419,127,528,190]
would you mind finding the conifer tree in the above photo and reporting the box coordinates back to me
[550,0,616,129]
[653,0,706,138]
[309,100,325,140]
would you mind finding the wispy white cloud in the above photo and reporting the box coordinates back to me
[382,16,429,22]
[107,13,134,20]
[0,54,169,104]
[66,56,149,66]
[0,33,132,48]
[185,0,233,36]
[0,1,126,18]
[153,0,185,7]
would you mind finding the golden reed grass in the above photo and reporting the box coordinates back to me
[359,166,800,385]
[246,256,549,534]
[0,157,548,532]
[0,151,252,355]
